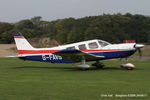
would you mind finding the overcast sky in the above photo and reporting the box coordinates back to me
[0,0,149,22]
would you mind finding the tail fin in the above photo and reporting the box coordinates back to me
[13,33,35,51]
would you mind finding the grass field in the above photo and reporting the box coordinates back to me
[0,58,150,100]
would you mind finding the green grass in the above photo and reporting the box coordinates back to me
[0,58,150,100]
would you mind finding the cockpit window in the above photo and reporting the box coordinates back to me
[78,44,86,50]
[98,40,110,47]
[88,42,98,49]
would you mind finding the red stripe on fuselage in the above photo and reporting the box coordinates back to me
[18,49,135,54]
[14,36,24,38]
[18,50,59,54]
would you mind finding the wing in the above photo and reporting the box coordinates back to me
[54,49,104,62]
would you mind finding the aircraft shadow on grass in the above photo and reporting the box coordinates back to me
[13,66,126,71]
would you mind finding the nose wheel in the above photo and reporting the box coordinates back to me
[92,61,105,69]
[120,58,135,70]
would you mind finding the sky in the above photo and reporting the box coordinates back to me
[0,0,150,22]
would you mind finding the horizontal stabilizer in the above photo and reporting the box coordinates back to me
[5,55,26,58]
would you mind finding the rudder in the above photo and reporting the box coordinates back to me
[13,33,35,52]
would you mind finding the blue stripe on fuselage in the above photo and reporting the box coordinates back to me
[24,54,74,63]
[89,50,136,59]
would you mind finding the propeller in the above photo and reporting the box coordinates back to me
[134,44,144,57]
[137,47,142,57]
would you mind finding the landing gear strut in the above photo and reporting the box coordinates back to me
[92,61,105,69]
[125,57,128,63]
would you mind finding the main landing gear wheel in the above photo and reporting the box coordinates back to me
[76,56,90,70]
[92,61,105,69]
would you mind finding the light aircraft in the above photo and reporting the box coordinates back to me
[10,33,144,70]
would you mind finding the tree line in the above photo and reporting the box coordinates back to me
[0,13,150,44]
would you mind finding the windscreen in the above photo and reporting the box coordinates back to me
[98,40,111,47]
